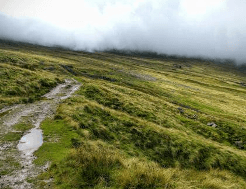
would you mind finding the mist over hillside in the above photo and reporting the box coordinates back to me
[0,0,246,64]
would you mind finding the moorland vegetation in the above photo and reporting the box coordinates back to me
[0,40,246,188]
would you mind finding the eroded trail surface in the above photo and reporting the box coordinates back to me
[0,79,81,189]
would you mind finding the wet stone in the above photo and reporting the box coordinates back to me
[207,122,217,128]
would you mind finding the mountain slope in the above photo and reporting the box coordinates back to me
[0,40,246,188]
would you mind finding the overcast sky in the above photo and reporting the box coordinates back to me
[0,0,245,63]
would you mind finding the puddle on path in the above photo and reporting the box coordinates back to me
[18,128,43,156]
[0,79,81,189]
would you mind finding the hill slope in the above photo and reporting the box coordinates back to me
[0,41,246,188]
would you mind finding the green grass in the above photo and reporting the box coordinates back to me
[34,119,79,165]
[3,132,23,141]
[13,123,33,132]
[0,48,63,108]
[1,123,33,141]
[0,156,21,176]
[1,40,246,188]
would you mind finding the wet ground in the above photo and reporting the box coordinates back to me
[0,79,81,189]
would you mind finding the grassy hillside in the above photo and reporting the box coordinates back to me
[1,40,246,188]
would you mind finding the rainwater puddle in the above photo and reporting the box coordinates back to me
[17,128,43,156]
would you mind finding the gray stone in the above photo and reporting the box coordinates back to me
[235,141,244,149]
[207,122,217,128]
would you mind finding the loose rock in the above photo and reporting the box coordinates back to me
[207,122,217,128]
[235,141,244,149]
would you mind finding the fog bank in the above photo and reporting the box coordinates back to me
[0,0,246,63]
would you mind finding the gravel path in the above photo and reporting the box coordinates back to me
[0,79,81,189]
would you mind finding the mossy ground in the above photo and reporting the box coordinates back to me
[1,40,246,188]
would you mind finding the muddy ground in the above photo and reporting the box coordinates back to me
[0,79,81,189]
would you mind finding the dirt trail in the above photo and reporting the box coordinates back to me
[0,79,81,189]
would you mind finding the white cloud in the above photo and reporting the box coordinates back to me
[0,0,245,63]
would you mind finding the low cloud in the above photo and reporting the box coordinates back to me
[0,0,245,63]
